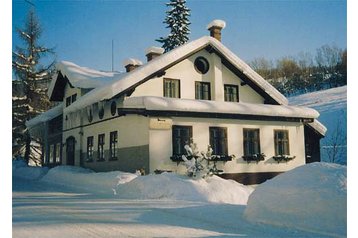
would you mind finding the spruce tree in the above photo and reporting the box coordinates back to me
[156,0,191,52]
[12,8,55,165]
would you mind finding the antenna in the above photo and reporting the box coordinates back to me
[25,0,35,7]
[112,39,114,71]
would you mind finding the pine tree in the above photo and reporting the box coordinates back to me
[12,8,55,165]
[156,0,191,52]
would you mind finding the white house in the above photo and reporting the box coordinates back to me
[27,20,326,184]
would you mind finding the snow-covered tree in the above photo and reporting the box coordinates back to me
[156,0,191,52]
[12,8,55,165]
[182,139,228,178]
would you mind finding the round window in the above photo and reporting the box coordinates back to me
[110,101,117,116]
[194,57,210,74]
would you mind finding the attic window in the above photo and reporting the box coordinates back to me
[98,102,105,119]
[194,57,209,74]
[87,106,93,123]
[110,101,117,116]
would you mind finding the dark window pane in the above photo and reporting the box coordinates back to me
[209,127,228,156]
[172,126,192,155]
[274,130,290,156]
[243,129,260,156]
[195,82,211,100]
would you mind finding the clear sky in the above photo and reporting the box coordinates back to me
[12,0,347,72]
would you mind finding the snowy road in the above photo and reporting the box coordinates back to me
[13,177,331,238]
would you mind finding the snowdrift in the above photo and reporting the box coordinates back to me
[244,162,347,237]
[41,166,137,194]
[12,159,49,180]
[116,173,253,205]
[37,165,252,205]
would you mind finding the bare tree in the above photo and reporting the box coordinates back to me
[325,112,347,164]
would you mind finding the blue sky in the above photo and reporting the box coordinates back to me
[12,0,347,73]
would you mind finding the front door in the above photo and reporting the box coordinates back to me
[66,137,75,166]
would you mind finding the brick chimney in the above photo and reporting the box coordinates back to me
[145,46,165,62]
[207,19,226,42]
[123,58,143,72]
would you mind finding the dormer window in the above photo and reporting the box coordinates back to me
[194,57,209,74]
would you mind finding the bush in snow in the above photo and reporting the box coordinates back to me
[182,139,228,178]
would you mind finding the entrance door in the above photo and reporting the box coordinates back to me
[66,137,75,166]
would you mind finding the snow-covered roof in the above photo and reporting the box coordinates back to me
[123,58,143,67]
[26,103,63,129]
[48,61,123,98]
[308,120,327,136]
[122,96,320,119]
[145,46,165,55]
[207,19,226,29]
[63,36,288,114]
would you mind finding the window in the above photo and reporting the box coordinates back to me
[87,106,93,123]
[195,82,211,100]
[87,136,94,161]
[224,84,239,102]
[110,131,118,160]
[110,101,117,116]
[243,129,261,156]
[55,143,61,163]
[66,96,71,107]
[97,134,105,161]
[66,93,77,107]
[98,102,104,119]
[194,57,210,74]
[172,126,192,156]
[164,78,180,98]
[274,130,290,155]
[49,144,54,163]
[71,94,77,103]
[209,127,228,156]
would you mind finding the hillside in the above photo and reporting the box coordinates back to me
[289,86,347,164]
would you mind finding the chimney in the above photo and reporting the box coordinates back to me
[145,46,165,62]
[123,58,143,72]
[207,19,226,42]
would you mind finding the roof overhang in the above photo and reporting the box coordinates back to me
[118,96,319,122]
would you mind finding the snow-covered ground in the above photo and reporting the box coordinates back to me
[13,161,346,238]
[289,86,347,164]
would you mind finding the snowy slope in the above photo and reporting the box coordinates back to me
[289,86,347,164]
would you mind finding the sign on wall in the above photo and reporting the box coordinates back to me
[149,118,173,130]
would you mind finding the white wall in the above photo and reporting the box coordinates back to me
[148,117,305,174]
[131,49,264,103]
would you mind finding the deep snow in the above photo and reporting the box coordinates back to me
[12,161,347,237]
[244,162,347,237]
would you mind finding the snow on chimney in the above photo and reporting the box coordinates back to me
[123,58,143,72]
[145,46,165,62]
[207,19,226,42]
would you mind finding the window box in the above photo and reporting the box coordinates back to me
[242,153,266,163]
[109,157,118,161]
[272,155,296,163]
[170,154,233,162]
